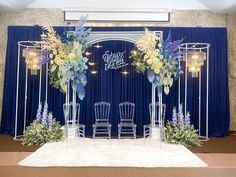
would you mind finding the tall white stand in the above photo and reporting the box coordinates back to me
[150,84,163,140]
[14,41,43,141]
[178,43,210,141]
[64,81,80,140]
[151,84,156,128]
[72,87,76,127]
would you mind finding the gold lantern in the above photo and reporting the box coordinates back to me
[185,51,206,77]
[23,48,41,75]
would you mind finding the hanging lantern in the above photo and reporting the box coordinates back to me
[23,48,41,75]
[185,51,206,77]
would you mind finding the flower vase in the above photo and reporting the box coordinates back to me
[63,81,78,140]
[158,85,165,141]
[150,84,164,140]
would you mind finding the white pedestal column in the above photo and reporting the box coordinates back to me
[150,127,161,140]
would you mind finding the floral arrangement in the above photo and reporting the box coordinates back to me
[130,28,183,94]
[165,104,201,147]
[23,102,63,146]
[41,16,91,100]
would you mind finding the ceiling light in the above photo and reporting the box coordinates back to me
[121,71,129,75]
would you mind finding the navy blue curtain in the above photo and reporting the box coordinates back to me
[0,26,229,137]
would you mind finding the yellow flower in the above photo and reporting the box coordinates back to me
[147,58,153,65]
[144,50,159,61]
[49,53,54,59]
[154,68,161,74]
[55,55,64,65]
[151,60,163,74]
[53,50,57,55]
[136,28,159,53]
[67,53,76,61]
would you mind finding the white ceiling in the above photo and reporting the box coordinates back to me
[0,0,236,13]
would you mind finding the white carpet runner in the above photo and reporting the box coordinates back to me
[19,138,207,167]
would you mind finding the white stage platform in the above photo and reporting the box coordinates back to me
[19,138,207,168]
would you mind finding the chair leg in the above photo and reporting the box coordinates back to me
[108,126,111,139]
[118,126,120,139]
[82,127,85,138]
[133,127,136,139]
[93,127,96,139]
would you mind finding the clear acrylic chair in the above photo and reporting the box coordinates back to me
[118,102,136,139]
[93,102,111,139]
[63,102,85,139]
[143,102,166,139]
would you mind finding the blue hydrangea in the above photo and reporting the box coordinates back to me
[40,50,53,64]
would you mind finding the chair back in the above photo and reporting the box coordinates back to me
[94,102,110,124]
[63,102,80,126]
[119,102,135,123]
[149,102,166,125]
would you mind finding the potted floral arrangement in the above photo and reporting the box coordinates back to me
[22,102,63,146]
[165,104,201,147]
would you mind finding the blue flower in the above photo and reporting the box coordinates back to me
[48,112,53,130]
[64,61,73,70]
[36,103,42,122]
[172,107,177,126]
[178,104,184,129]
[42,102,48,127]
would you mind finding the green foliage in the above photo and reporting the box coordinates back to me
[130,50,148,73]
[165,121,201,147]
[22,120,63,146]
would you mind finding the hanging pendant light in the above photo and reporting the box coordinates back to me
[185,51,206,77]
[23,48,41,75]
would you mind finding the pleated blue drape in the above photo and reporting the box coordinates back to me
[0,26,229,137]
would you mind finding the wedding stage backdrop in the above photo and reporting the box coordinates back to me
[0,26,229,137]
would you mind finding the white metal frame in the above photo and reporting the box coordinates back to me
[178,43,210,141]
[14,31,163,141]
[86,31,163,139]
[14,41,47,141]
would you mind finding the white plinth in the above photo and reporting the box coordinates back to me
[150,127,161,140]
